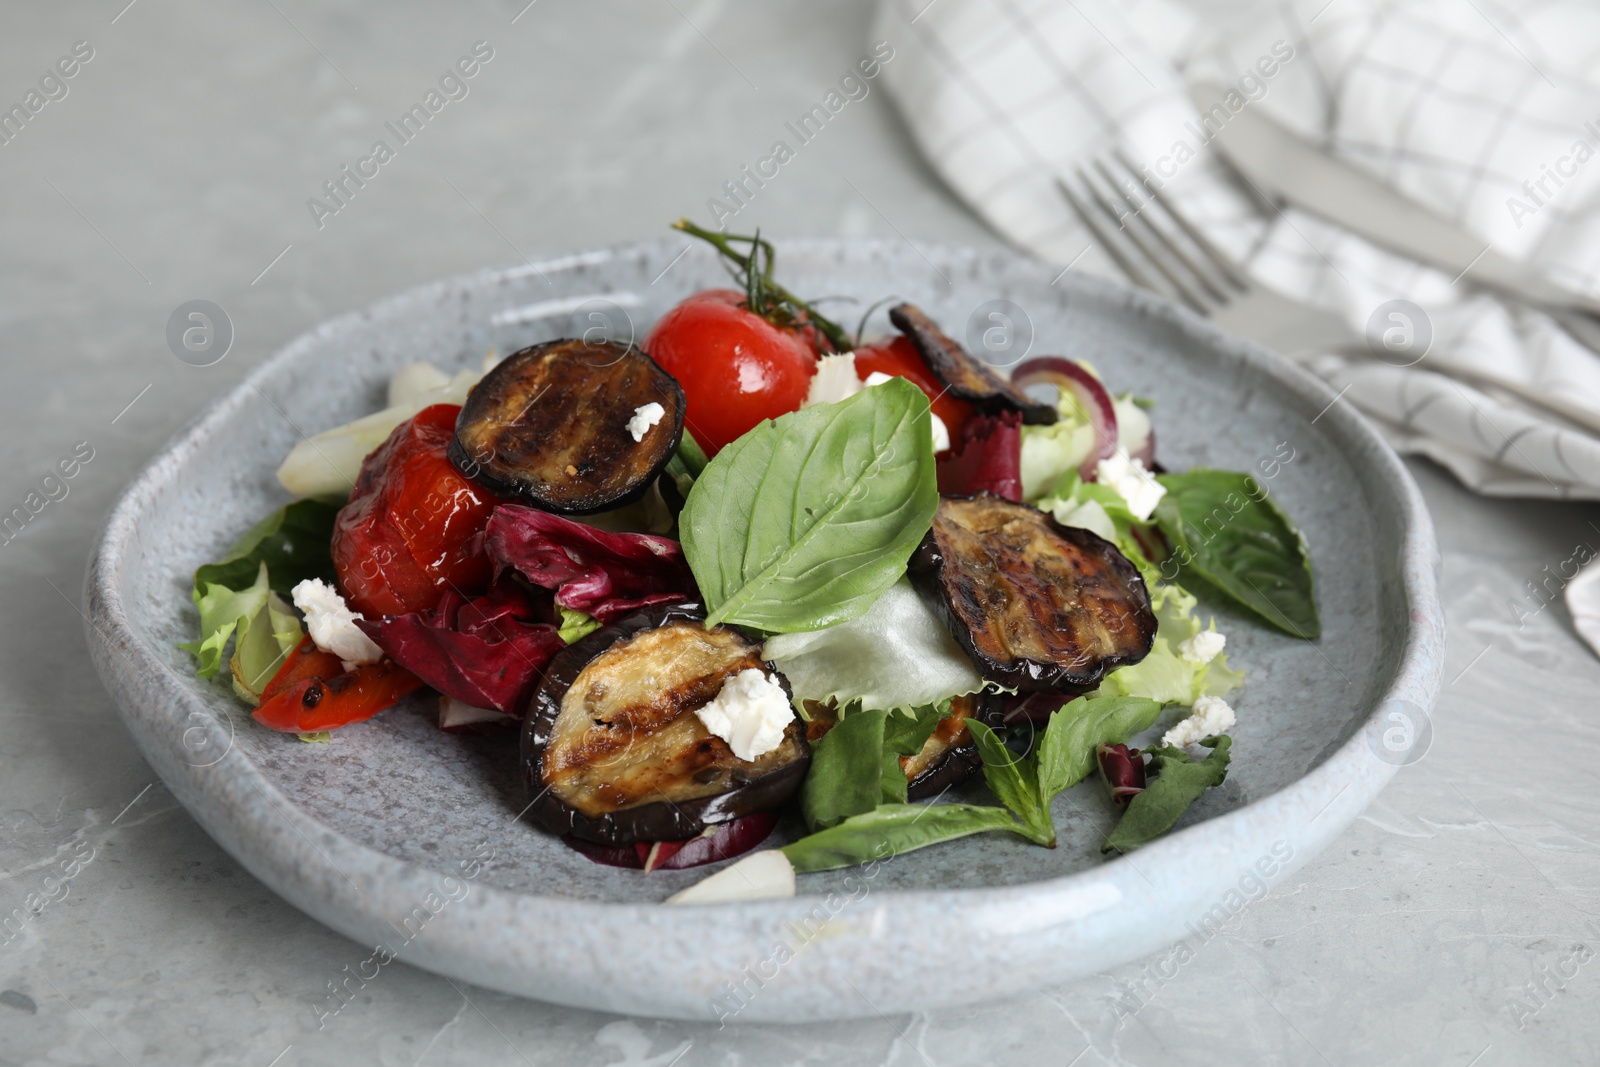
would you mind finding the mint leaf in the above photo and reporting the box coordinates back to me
[1104,736,1232,853]
[782,803,1018,873]
[680,378,938,633]
[1036,695,1164,802]
[1153,471,1317,638]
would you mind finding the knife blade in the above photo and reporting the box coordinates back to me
[1188,81,1600,319]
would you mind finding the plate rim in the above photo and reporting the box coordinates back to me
[83,237,1444,1021]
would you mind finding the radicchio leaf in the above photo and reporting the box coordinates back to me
[480,505,697,623]
[937,411,1022,502]
[1096,743,1146,806]
[357,577,565,717]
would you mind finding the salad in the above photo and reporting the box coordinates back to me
[182,220,1317,892]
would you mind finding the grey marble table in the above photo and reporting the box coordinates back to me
[2,1,1597,1064]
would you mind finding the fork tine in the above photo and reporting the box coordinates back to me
[1056,175,1183,306]
[1074,163,1216,313]
[1112,147,1250,292]
[1091,157,1232,306]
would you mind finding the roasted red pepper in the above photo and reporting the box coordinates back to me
[253,636,424,733]
[332,403,511,619]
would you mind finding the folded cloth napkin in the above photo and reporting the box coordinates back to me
[873,0,1600,654]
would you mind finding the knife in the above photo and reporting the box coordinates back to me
[1188,80,1600,333]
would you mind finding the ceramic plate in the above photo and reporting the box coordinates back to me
[85,239,1443,1022]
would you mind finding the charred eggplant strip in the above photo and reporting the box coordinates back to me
[910,494,1156,692]
[522,607,809,845]
[902,691,997,800]
[888,304,1057,425]
[450,339,686,514]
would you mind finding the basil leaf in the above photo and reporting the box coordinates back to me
[194,498,341,597]
[966,721,1053,845]
[1104,736,1232,853]
[680,378,938,632]
[800,711,888,832]
[1036,695,1164,802]
[781,803,1018,873]
[1153,471,1318,638]
[880,703,947,805]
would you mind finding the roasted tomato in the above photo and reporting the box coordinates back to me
[643,289,820,455]
[910,493,1156,692]
[332,403,510,619]
[450,340,685,514]
[252,636,424,733]
[853,334,974,439]
[523,607,810,845]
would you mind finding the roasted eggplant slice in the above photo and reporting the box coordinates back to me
[902,691,998,800]
[522,607,810,845]
[450,339,686,514]
[888,303,1057,425]
[909,493,1156,692]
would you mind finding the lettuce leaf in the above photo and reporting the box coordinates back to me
[556,607,601,645]
[229,589,302,702]
[1096,582,1243,705]
[179,561,272,681]
[762,577,984,713]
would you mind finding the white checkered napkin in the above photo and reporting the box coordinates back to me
[872,0,1600,500]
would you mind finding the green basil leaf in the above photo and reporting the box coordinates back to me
[1103,736,1232,853]
[680,378,938,632]
[800,710,888,832]
[194,498,341,597]
[1036,695,1164,802]
[966,721,1053,845]
[1153,471,1318,638]
[879,703,948,805]
[782,803,1018,873]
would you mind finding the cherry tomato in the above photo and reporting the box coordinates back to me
[643,289,820,455]
[332,404,511,618]
[253,635,424,733]
[852,335,974,439]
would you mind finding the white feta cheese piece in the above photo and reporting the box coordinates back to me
[1095,447,1167,522]
[665,849,797,905]
[862,370,894,387]
[804,352,864,407]
[1178,629,1227,665]
[1161,695,1237,748]
[626,402,666,442]
[694,668,794,761]
[290,578,382,671]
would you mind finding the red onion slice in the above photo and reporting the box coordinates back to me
[1012,358,1118,480]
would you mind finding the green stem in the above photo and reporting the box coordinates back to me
[673,218,853,352]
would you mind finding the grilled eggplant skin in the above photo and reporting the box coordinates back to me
[522,606,810,846]
[450,339,686,515]
[902,691,999,800]
[910,493,1156,693]
[888,304,1057,425]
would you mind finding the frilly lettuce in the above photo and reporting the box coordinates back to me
[762,578,983,713]
[1096,582,1242,704]
[230,589,303,703]
[1018,359,1152,501]
[180,561,273,681]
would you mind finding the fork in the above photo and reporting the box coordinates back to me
[1057,149,1251,317]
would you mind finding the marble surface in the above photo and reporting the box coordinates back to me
[1,0,1597,1063]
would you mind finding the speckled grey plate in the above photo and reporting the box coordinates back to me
[84,239,1442,1022]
